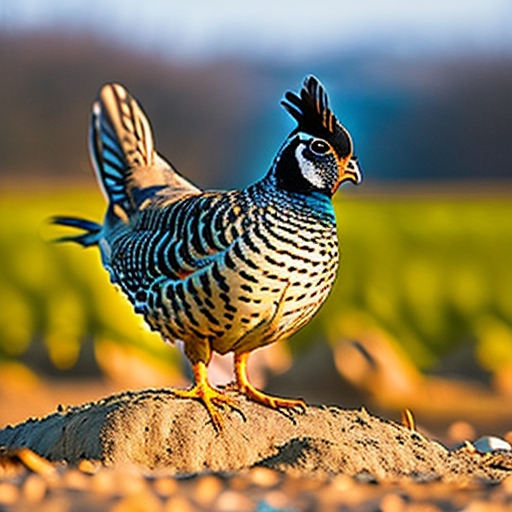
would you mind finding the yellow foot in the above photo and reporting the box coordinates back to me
[171,384,239,431]
[237,382,306,411]
[170,361,241,432]
[234,352,306,412]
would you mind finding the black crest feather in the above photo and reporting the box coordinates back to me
[281,75,337,135]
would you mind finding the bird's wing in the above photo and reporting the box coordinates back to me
[148,190,247,275]
[108,191,248,316]
[90,83,201,217]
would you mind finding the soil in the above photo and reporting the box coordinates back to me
[1,388,512,511]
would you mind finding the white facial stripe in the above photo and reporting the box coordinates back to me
[271,132,307,170]
[295,143,325,189]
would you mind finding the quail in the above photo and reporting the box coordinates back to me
[54,76,362,429]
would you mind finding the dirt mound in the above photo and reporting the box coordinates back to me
[1,388,511,483]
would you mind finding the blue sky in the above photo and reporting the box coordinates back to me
[2,0,512,60]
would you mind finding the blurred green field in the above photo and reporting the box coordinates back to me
[0,188,180,380]
[331,194,512,374]
[0,188,511,379]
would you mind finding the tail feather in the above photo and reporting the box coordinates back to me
[90,83,200,219]
[51,216,102,247]
[90,101,131,209]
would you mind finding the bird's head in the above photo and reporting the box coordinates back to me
[271,76,362,197]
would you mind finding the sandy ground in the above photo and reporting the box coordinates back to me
[1,383,512,511]
[2,348,512,511]
[2,459,512,512]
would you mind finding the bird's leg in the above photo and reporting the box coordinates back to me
[171,361,239,431]
[234,352,306,411]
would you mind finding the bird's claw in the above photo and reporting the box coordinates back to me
[171,384,242,432]
[237,382,306,415]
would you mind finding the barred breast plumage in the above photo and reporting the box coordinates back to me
[54,76,362,430]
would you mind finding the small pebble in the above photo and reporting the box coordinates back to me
[227,473,251,491]
[16,448,57,478]
[90,468,117,495]
[111,490,164,512]
[164,495,198,512]
[0,482,20,505]
[262,490,291,510]
[354,471,378,484]
[22,473,47,503]
[330,474,355,493]
[215,490,254,512]
[380,492,406,512]
[114,467,148,496]
[78,459,101,475]
[153,476,178,498]
[247,467,281,488]
[63,468,91,491]
[193,474,223,508]
[283,475,325,493]
[317,474,355,508]
[473,436,511,453]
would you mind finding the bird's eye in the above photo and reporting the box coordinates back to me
[309,139,330,155]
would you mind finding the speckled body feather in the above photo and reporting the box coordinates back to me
[104,180,338,363]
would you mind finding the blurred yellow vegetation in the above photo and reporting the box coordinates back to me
[0,188,511,383]
[0,189,178,381]
[328,195,512,372]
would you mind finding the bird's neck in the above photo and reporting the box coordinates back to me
[251,175,336,225]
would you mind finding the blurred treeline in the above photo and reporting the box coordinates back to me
[0,31,511,386]
[0,32,271,189]
[1,32,512,186]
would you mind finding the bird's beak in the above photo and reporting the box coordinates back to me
[333,156,362,192]
[342,156,362,185]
